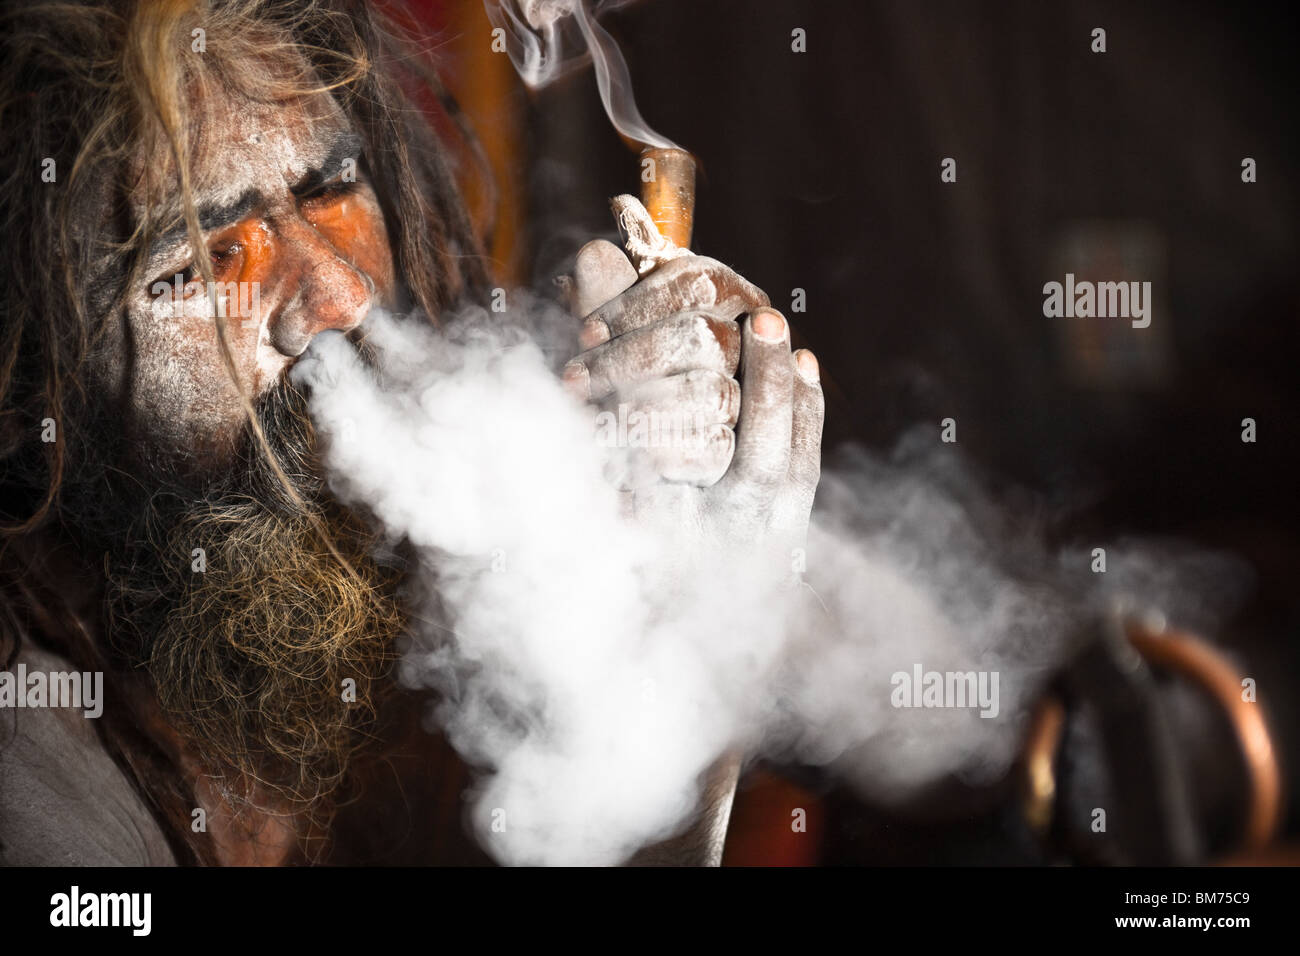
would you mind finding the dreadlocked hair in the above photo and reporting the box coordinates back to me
[0,0,495,864]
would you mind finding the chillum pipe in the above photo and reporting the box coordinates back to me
[632,145,744,867]
[640,147,696,249]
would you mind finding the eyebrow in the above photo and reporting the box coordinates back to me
[292,130,364,197]
[145,189,261,275]
[143,129,365,275]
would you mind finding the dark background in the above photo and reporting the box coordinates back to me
[423,0,1299,863]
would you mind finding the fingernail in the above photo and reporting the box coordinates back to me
[579,317,610,349]
[562,361,590,400]
[795,349,820,384]
[752,308,786,343]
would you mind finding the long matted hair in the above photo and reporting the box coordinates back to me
[0,0,493,864]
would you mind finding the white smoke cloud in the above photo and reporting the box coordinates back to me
[291,300,1250,865]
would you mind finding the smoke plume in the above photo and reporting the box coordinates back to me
[483,0,680,149]
[290,301,1250,865]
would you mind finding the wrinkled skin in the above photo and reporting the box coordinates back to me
[563,216,825,559]
[99,87,396,471]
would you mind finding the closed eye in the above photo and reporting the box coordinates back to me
[150,243,240,296]
[299,177,360,207]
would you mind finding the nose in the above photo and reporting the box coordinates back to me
[267,222,373,357]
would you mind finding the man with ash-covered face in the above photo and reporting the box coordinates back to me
[0,0,822,865]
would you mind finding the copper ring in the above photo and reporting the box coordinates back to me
[1020,620,1283,854]
[1125,619,1283,851]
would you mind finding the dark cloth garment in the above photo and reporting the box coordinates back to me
[0,640,175,866]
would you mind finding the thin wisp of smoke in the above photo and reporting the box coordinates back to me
[482,0,680,149]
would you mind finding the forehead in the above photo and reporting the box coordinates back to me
[136,86,355,230]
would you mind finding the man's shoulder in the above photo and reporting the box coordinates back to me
[0,641,176,866]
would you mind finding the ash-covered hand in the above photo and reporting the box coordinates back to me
[562,196,824,560]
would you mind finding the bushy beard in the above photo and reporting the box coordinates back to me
[79,371,406,841]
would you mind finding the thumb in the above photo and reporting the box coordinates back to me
[570,239,638,318]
